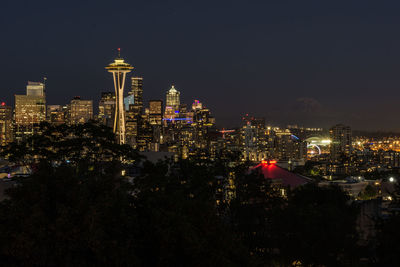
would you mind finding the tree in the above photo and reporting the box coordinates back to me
[376,214,400,266]
[0,122,142,266]
[0,162,139,266]
[273,184,360,266]
[133,159,252,266]
[358,184,378,200]
[2,121,139,166]
[0,123,252,266]
[229,165,285,265]
[376,181,400,266]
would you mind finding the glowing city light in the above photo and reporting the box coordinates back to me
[261,159,277,166]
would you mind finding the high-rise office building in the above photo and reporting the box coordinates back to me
[272,129,307,163]
[15,81,47,125]
[14,95,46,125]
[14,82,47,139]
[149,100,163,126]
[26,81,45,96]
[125,77,144,147]
[68,97,93,124]
[47,105,66,125]
[98,92,115,128]
[241,120,263,161]
[0,102,13,146]
[137,110,153,151]
[164,85,180,122]
[125,106,138,147]
[105,49,133,144]
[193,107,215,127]
[330,124,352,162]
[124,94,134,111]
[166,85,180,109]
[131,77,143,113]
[192,100,202,111]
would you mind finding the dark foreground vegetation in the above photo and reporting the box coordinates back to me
[0,123,398,266]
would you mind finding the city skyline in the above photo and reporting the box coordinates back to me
[3,72,400,132]
[2,2,400,266]
[3,1,400,130]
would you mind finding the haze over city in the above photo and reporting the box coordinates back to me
[2,0,400,130]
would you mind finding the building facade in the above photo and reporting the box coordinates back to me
[131,77,143,113]
[98,92,115,128]
[47,105,66,125]
[165,85,180,111]
[330,124,352,162]
[26,81,45,96]
[68,97,93,124]
[0,103,13,146]
[149,100,163,126]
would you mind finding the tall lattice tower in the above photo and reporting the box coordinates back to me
[105,48,133,144]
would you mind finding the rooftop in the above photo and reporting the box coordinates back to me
[253,163,310,188]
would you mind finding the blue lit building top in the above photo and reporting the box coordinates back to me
[124,94,134,111]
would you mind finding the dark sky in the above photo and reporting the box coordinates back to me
[2,0,400,130]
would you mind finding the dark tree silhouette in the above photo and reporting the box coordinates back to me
[0,122,141,266]
[0,123,252,266]
[229,165,285,265]
[273,184,360,267]
[133,159,252,266]
[0,162,139,266]
[376,181,400,266]
[2,122,139,166]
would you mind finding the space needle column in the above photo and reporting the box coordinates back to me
[105,48,133,144]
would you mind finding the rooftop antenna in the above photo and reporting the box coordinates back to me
[118,48,121,58]
[43,76,47,95]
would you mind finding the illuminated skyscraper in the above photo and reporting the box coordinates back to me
[272,129,307,163]
[98,92,115,128]
[105,49,133,144]
[67,97,93,124]
[149,100,163,126]
[125,77,144,147]
[26,81,45,96]
[14,95,46,125]
[14,81,46,139]
[192,100,202,111]
[124,94,134,111]
[149,101,163,149]
[166,85,180,109]
[0,102,13,146]
[125,106,138,147]
[330,124,352,162]
[131,77,143,113]
[164,85,181,123]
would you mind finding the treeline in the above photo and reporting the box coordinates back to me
[0,123,398,266]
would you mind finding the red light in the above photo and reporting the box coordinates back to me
[1,102,5,106]
[261,160,277,166]
[118,48,121,51]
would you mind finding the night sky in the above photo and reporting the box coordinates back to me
[2,0,400,130]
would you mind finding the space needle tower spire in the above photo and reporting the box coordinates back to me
[105,48,133,144]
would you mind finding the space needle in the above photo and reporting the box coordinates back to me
[105,48,133,144]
